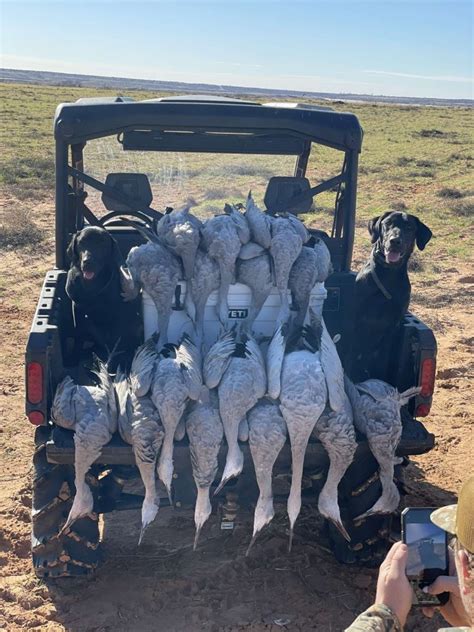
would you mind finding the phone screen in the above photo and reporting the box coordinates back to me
[402,507,449,606]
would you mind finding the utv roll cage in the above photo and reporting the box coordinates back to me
[53,95,363,271]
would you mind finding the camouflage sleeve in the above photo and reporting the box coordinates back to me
[344,604,403,632]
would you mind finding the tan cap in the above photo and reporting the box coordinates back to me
[431,475,474,554]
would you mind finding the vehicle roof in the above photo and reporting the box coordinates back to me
[54,94,363,152]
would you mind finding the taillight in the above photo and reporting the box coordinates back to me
[420,358,436,398]
[28,411,45,425]
[27,362,43,404]
[416,357,436,417]
[415,403,431,417]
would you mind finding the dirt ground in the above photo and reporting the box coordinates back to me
[0,203,473,632]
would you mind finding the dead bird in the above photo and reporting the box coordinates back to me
[203,328,266,494]
[115,342,165,544]
[151,335,202,503]
[120,222,181,347]
[155,200,202,282]
[51,359,117,533]
[345,377,420,518]
[185,387,224,549]
[246,400,287,554]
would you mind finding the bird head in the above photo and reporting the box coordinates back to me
[138,496,160,545]
[193,487,213,550]
[60,484,94,536]
[318,490,351,542]
[253,497,275,538]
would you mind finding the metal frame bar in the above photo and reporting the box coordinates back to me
[342,150,358,270]
[55,101,363,152]
[55,142,69,269]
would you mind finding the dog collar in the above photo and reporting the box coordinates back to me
[369,258,392,300]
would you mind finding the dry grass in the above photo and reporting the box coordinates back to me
[451,199,474,217]
[437,187,464,198]
[0,206,45,250]
[0,81,473,269]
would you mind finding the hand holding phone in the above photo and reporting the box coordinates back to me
[374,541,413,627]
[422,573,471,627]
[401,507,450,607]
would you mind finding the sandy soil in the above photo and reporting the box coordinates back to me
[0,206,473,631]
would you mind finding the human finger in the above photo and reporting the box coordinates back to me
[382,541,404,567]
[422,607,436,618]
[388,542,408,575]
[425,576,460,596]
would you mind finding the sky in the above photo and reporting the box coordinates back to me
[1,1,473,99]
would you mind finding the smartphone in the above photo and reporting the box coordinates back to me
[401,507,450,607]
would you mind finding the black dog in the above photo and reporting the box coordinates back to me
[66,226,142,368]
[348,211,432,381]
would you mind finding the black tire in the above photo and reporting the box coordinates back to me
[31,426,102,578]
[326,447,405,567]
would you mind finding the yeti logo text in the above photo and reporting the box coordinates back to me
[228,309,248,319]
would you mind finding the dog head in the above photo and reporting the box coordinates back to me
[368,211,432,266]
[67,227,123,282]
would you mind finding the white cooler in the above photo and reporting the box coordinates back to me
[143,282,327,346]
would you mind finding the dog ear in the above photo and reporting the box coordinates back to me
[415,217,433,251]
[367,211,392,244]
[66,233,79,266]
[367,216,381,243]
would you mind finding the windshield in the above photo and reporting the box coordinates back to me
[81,135,297,218]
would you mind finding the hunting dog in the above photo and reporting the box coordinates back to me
[349,211,432,381]
[66,226,141,368]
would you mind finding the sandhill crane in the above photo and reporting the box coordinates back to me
[155,201,202,282]
[246,400,287,554]
[185,387,224,549]
[52,360,117,533]
[203,328,266,494]
[115,343,165,544]
[345,377,420,518]
[120,224,181,346]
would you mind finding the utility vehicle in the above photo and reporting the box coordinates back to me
[25,95,437,577]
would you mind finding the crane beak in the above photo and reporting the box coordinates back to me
[193,525,202,551]
[213,476,230,496]
[329,518,351,542]
[354,507,380,521]
[245,533,259,557]
[59,517,75,537]
[59,509,88,537]
[138,525,147,546]
[288,527,294,553]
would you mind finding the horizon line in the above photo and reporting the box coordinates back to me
[1,66,473,104]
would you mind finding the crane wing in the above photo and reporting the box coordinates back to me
[244,335,267,398]
[51,376,77,429]
[203,331,236,388]
[266,324,286,400]
[130,340,157,397]
[92,358,118,429]
[176,334,202,400]
[114,368,133,445]
[320,317,345,413]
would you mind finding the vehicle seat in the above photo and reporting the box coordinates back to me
[264,176,313,215]
[101,173,153,211]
